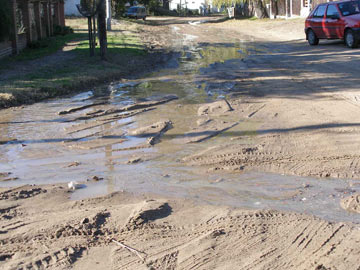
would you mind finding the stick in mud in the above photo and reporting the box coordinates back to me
[112,239,147,262]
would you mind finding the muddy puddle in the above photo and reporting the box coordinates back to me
[1,37,360,224]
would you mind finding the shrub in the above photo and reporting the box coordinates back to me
[54,25,74,36]
[28,38,52,49]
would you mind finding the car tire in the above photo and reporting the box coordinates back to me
[143,16,146,21]
[345,29,359,48]
[307,29,319,46]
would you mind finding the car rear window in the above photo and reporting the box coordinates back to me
[313,5,326,18]
[338,1,360,16]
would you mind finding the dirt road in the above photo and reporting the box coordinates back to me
[1,17,360,270]
[159,18,360,180]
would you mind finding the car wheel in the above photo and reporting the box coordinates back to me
[143,16,146,21]
[345,29,359,48]
[307,29,319,46]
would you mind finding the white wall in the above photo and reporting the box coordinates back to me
[65,0,81,16]
[169,0,207,12]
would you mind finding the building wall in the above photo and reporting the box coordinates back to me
[292,0,301,15]
[65,0,80,16]
[169,0,207,11]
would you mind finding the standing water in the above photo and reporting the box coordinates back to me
[1,29,359,224]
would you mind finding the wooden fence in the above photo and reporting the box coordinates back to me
[0,0,65,59]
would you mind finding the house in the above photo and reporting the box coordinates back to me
[0,0,65,59]
[169,0,210,14]
[268,0,332,18]
[65,0,81,16]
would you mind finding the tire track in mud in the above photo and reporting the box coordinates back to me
[1,184,359,270]
[183,126,360,179]
[110,210,360,270]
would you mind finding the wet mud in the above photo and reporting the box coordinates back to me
[1,20,360,226]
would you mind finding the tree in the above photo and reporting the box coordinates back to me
[78,0,107,59]
[0,0,12,42]
[212,0,268,18]
[97,0,107,60]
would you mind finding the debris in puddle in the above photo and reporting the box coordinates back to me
[0,172,19,182]
[58,102,107,115]
[162,174,170,178]
[301,198,307,201]
[127,158,142,164]
[71,95,178,121]
[66,162,81,168]
[90,176,104,181]
[67,181,83,190]
[129,120,173,146]
[302,183,312,188]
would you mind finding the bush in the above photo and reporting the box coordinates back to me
[28,38,52,49]
[153,7,178,16]
[0,0,12,41]
[54,25,74,36]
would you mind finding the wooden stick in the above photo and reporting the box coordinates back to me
[112,239,146,262]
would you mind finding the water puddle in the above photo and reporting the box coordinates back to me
[1,38,359,224]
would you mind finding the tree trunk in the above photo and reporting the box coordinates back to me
[252,0,268,18]
[97,0,107,60]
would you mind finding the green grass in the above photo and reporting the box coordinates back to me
[0,18,151,108]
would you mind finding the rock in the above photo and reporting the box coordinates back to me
[127,158,142,164]
[197,99,233,116]
[67,162,81,168]
[81,217,90,224]
[68,181,82,190]
[340,193,360,213]
[92,176,103,181]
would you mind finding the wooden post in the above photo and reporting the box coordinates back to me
[59,0,65,26]
[34,1,43,40]
[43,1,51,37]
[54,1,60,26]
[22,0,33,44]
[10,0,19,54]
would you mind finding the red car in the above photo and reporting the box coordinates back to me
[305,0,360,48]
